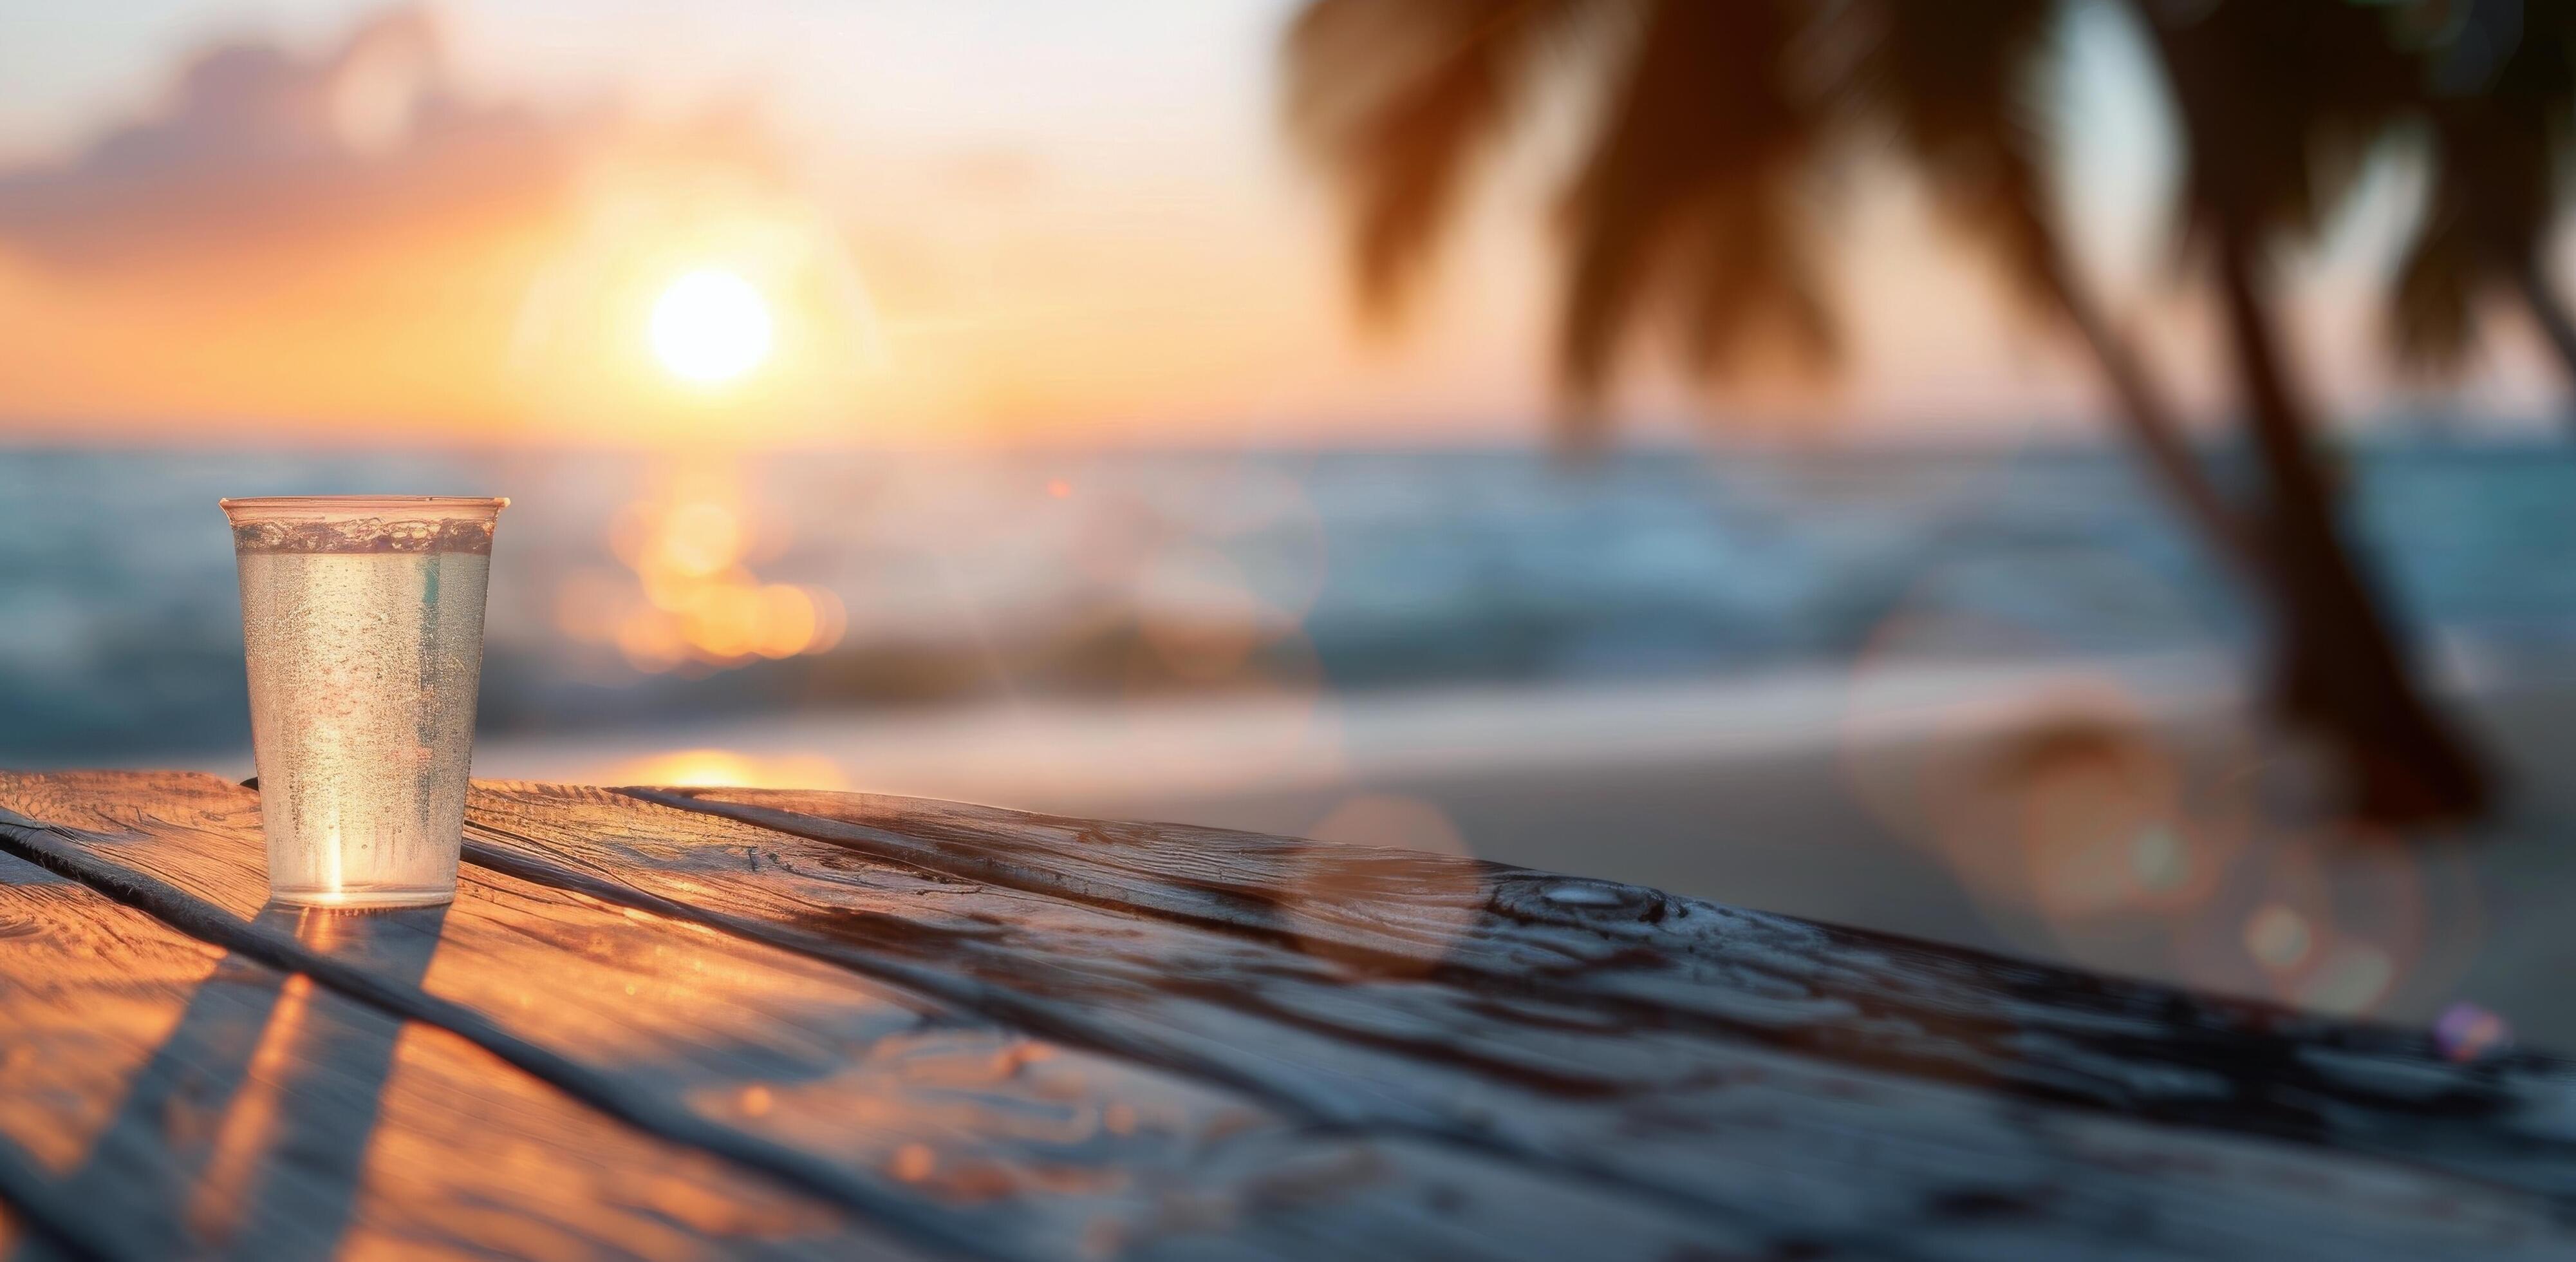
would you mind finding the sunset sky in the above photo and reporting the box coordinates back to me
[3,0,2570,448]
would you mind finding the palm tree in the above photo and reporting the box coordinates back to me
[2390,0,2576,410]
[1284,0,2491,823]
[1839,0,2259,574]
[1286,0,2254,565]
[2131,0,2489,821]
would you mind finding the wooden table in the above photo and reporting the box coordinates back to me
[0,771,2570,1260]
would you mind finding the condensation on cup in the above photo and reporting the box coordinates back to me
[221,495,507,909]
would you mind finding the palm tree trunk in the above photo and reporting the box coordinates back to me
[2214,227,2492,824]
[2033,240,2263,584]
[2508,253,2576,430]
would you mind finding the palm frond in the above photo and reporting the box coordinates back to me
[1838,0,2064,313]
[2393,185,2481,370]
[2386,0,2576,373]
[2145,0,2422,242]
[1284,0,1578,317]
[1558,0,1835,409]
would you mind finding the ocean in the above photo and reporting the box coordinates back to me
[5,441,2575,764]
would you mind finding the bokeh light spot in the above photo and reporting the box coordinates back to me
[1307,793,1468,857]
[660,502,744,576]
[2434,1001,2512,1062]
[2297,941,2396,1015]
[2245,903,2313,972]
[2131,825,2187,894]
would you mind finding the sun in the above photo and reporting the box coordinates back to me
[649,268,772,384]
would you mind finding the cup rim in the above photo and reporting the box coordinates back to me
[219,495,509,516]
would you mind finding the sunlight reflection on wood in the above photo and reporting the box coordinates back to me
[0,876,232,1176]
[180,972,312,1243]
[0,844,886,1259]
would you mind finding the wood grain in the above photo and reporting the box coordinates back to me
[0,843,892,1261]
[655,786,2576,1197]
[3,770,2573,1259]
[0,773,1766,1261]
[460,780,2575,1259]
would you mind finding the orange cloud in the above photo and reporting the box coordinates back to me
[0,6,858,444]
[0,9,575,276]
[0,5,1558,448]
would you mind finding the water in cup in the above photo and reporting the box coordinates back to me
[223,496,505,907]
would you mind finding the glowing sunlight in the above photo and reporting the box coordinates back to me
[649,268,773,385]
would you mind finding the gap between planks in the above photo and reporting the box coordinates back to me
[619,784,2576,1212]
[3,787,1778,1254]
[0,1122,138,1261]
[19,777,2571,1260]
[449,815,1790,1239]
[0,809,1025,1262]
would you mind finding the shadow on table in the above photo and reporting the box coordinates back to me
[14,902,445,1261]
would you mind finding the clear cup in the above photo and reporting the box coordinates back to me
[221,495,507,908]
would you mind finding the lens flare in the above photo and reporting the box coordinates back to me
[649,268,772,384]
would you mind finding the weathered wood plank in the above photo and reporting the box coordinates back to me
[653,786,2576,1198]
[442,780,2576,1259]
[9,770,2576,1258]
[0,772,1773,1261]
[0,843,893,1261]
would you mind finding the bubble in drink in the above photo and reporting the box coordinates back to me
[224,498,505,908]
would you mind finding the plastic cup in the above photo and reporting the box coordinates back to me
[221,495,507,908]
